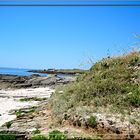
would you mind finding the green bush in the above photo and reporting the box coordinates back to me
[127,92,140,107]
[15,110,23,118]
[129,56,139,66]
[5,121,12,129]
[15,107,36,118]
[31,135,47,140]
[87,116,97,128]
[48,130,66,140]
[0,134,16,140]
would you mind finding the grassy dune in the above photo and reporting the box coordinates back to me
[50,51,140,120]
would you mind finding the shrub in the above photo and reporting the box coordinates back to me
[87,116,97,128]
[129,56,139,66]
[0,134,16,140]
[48,130,66,140]
[127,92,140,107]
[5,121,12,129]
[15,107,36,118]
[31,135,47,140]
[16,110,23,118]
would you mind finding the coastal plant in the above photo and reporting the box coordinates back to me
[31,135,47,140]
[49,50,140,139]
[16,110,23,118]
[129,56,139,66]
[15,106,37,118]
[5,121,12,129]
[127,92,140,107]
[87,116,97,128]
[0,134,16,140]
[48,130,67,140]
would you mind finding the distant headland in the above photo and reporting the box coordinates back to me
[28,68,86,75]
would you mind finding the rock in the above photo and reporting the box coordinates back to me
[0,74,75,89]
[30,74,40,77]
[110,127,121,134]
[14,83,32,88]
[107,120,114,125]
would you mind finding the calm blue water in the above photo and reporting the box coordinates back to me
[0,67,48,76]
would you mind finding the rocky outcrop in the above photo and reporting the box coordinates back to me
[0,74,75,89]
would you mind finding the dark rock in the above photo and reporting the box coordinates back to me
[107,120,114,125]
[64,130,68,134]
[129,132,135,139]
[0,74,75,89]
[111,127,121,134]
[14,83,32,88]
[30,74,40,77]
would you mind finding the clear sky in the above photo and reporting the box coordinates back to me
[0,2,140,69]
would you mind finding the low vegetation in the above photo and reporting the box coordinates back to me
[15,106,37,118]
[5,121,12,129]
[20,97,47,102]
[0,134,16,140]
[87,116,97,128]
[50,51,140,120]
[31,135,48,140]
[31,130,66,140]
[57,69,87,74]
[48,130,66,140]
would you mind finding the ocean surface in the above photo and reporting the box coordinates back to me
[0,67,48,76]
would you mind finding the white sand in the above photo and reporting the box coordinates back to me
[0,87,54,126]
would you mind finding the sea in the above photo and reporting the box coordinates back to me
[0,67,48,76]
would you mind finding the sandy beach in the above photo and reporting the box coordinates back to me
[0,87,54,127]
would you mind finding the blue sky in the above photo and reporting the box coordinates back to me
[0,2,140,69]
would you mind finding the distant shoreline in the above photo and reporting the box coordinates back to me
[28,68,86,75]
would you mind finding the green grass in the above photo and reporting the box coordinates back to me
[0,132,17,140]
[48,130,67,140]
[31,135,48,140]
[15,106,37,118]
[30,133,98,140]
[87,116,97,128]
[31,130,66,140]
[0,134,16,140]
[50,51,140,120]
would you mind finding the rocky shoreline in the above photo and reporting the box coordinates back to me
[0,74,75,89]
[0,74,76,139]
